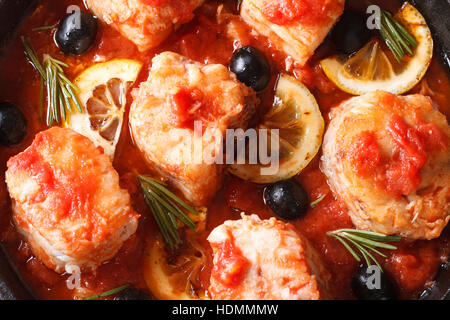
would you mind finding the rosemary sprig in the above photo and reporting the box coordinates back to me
[139,175,198,251]
[84,284,130,300]
[21,37,82,126]
[327,228,401,271]
[379,10,417,62]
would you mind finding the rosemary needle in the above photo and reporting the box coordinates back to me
[139,175,198,251]
[21,37,82,126]
[327,228,401,271]
[32,24,57,31]
[310,195,326,207]
[84,284,130,300]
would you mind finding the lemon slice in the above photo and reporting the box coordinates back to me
[144,237,208,300]
[65,59,143,159]
[229,74,324,183]
[320,3,433,95]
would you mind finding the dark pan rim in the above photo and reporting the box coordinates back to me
[0,0,448,300]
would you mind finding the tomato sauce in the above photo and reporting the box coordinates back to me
[0,0,448,300]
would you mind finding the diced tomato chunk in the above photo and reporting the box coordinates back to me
[417,122,448,152]
[170,87,204,129]
[211,239,249,287]
[348,131,381,176]
[170,86,222,132]
[348,115,447,197]
[384,115,427,196]
[387,115,427,168]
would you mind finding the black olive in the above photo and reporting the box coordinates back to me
[352,265,397,300]
[263,180,309,221]
[56,11,97,55]
[114,287,151,300]
[0,102,27,147]
[230,46,271,92]
[331,11,372,55]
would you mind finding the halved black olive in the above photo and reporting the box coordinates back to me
[230,46,271,92]
[0,102,27,147]
[56,11,97,55]
[264,179,309,221]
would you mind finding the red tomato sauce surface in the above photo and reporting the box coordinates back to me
[0,0,448,300]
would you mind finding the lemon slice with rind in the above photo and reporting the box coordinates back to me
[65,59,142,159]
[320,3,433,95]
[229,74,324,184]
[144,237,209,300]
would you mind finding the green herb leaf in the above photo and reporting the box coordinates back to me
[21,37,82,126]
[379,10,417,62]
[327,228,401,272]
[84,284,130,300]
[139,175,198,251]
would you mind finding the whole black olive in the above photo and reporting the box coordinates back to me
[230,46,271,92]
[114,287,151,300]
[331,11,372,55]
[263,180,309,221]
[352,265,397,300]
[0,102,27,147]
[56,11,98,55]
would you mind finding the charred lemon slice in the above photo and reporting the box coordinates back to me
[229,74,324,183]
[321,3,432,95]
[65,59,142,159]
[144,237,209,300]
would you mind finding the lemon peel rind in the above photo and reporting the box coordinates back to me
[143,238,207,301]
[65,59,143,159]
[320,3,433,96]
[229,74,324,184]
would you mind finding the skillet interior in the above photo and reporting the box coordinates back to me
[0,0,448,300]
[0,0,37,301]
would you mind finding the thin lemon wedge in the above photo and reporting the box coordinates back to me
[229,74,324,183]
[65,59,143,159]
[320,3,433,95]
